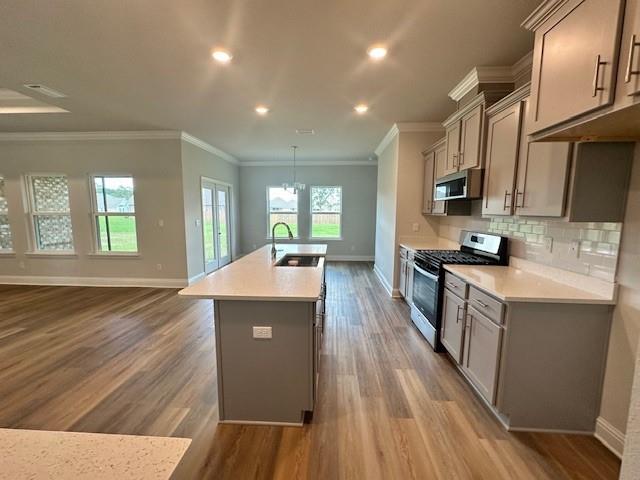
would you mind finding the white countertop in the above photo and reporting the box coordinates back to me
[444,264,617,305]
[179,243,327,301]
[399,237,459,252]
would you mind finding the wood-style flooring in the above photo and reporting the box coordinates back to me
[0,263,620,479]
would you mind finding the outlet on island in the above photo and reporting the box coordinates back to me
[252,326,272,339]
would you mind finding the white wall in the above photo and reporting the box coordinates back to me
[239,164,377,259]
[373,129,443,294]
[180,140,241,281]
[374,134,399,292]
[599,144,640,456]
[0,138,188,285]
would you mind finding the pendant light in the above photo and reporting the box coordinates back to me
[282,145,305,193]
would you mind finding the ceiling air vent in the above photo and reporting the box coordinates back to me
[295,129,315,135]
[23,84,67,98]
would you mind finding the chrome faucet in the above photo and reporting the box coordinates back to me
[271,222,294,257]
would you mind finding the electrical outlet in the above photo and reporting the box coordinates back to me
[252,326,272,339]
[158,219,164,227]
[412,223,420,232]
[18,260,25,269]
[156,263,163,271]
[195,219,201,227]
[543,236,553,253]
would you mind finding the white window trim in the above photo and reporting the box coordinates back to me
[0,174,14,253]
[89,174,139,254]
[266,185,299,239]
[25,173,75,254]
[310,185,343,240]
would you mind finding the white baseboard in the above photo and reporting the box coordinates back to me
[595,416,625,458]
[0,275,187,288]
[325,255,374,262]
[373,264,393,297]
[391,288,402,298]
[188,272,206,285]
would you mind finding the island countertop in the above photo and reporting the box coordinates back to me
[179,244,327,302]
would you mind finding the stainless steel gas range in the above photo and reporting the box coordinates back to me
[410,231,508,351]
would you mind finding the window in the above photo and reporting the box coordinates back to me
[0,176,13,251]
[91,175,138,252]
[311,186,342,239]
[27,174,74,251]
[267,186,298,238]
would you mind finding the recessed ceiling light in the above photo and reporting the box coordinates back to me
[255,105,269,115]
[367,45,387,60]
[211,49,233,64]
[354,104,369,114]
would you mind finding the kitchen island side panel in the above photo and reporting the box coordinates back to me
[216,300,314,424]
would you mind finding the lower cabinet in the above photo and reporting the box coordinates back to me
[399,256,407,298]
[462,306,503,405]
[441,288,466,364]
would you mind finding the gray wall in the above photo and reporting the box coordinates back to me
[181,140,241,281]
[239,164,377,258]
[0,138,188,283]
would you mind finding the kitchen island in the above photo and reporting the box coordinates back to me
[179,244,327,425]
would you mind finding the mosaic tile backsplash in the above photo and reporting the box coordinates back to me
[0,177,12,250]
[439,215,622,282]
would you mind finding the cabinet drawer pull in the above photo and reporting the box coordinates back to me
[503,190,512,210]
[474,298,489,308]
[625,34,640,83]
[446,282,459,288]
[592,54,607,97]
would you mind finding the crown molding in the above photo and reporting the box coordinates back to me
[0,130,181,141]
[522,0,569,31]
[180,132,238,165]
[395,122,444,133]
[512,51,534,85]
[240,160,377,167]
[448,66,514,102]
[374,124,400,156]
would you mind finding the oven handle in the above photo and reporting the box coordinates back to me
[414,264,439,281]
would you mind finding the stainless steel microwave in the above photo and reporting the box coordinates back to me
[434,169,483,201]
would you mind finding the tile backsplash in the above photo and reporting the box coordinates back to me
[439,214,622,282]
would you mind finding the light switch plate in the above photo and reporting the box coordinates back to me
[253,326,272,339]
[543,236,553,253]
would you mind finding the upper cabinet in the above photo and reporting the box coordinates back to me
[482,83,634,221]
[442,96,488,176]
[524,0,640,141]
[422,139,470,216]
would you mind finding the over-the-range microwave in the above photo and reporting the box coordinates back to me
[434,169,483,201]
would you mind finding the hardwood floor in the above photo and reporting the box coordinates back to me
[0,263,620,479]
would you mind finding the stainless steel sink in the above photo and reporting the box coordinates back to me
[274,255,320,267]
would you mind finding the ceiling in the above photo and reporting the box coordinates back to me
[0,0,540,163]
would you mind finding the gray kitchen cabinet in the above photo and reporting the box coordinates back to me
[462,305,503,405]
[443,101,485,175]
[406,251,415,305]
[525,0,625,135]
[399,249,408,298]
[482,100,522,216]
[623,0,640,97]
[422,151,436,214]
[444,122,461,175]
[515,97,572,217]
[441,287,466,364]
[434,138,447,181]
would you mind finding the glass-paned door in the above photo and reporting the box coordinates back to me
[201,179,231,274]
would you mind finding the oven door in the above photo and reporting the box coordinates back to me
[412,264,439,330]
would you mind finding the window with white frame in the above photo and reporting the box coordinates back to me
[27,174,74,251]
[91,175,138,252]
[311,186,342,239]
[267,186,298,238]
[0,176,13,251]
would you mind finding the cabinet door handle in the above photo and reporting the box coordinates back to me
[474,298,489,308]
[592,54,607,97]
[452,153,458,168]
[456,305,464,323]
[458,151,464,165]
[625,34,640,83]
[515,189,525,208]
[503,190,512,210]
